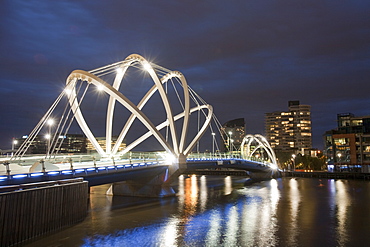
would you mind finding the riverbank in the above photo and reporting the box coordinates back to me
[284,171,370,180]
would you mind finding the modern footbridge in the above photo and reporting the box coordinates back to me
[1,54,280,195]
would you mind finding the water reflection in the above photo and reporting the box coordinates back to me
[224,176,232,195]
[335,180,349,247]
[224,205,239,246]
[83,176,283,246]
[27,176,370,247]
[205,210,221,246]
[89,185,113,234]
[234,179,280,246]
[288,178,301,246]
[199,175,207,212]
[161,216,180,247]
[255,179,280,246]
[182,174,198,216]
[177,174,184,210]
[240,195,259,246]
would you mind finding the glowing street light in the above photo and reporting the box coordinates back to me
[46,118,54,157]
[228,131,233,157]
[97,84,104,91]
[143,61,152,71]
[337,153,342,163]
[211,132,216,156]
[11,138,18,157]
[64,88,72,95]
[47,118,54,127]
[11,138,18,151]
[292,154,296,171]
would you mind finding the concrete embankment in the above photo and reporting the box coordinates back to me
[0,178,88,246]
[283,171,370,180]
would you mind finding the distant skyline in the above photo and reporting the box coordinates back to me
[1,1,370,150]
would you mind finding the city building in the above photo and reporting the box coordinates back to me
[86,136,126,154]
[14,134,87,154]
[220,118,245,152]
[265,100,312,154]
[324,113,370,172]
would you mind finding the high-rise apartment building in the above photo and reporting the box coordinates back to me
[265,101,312,153]
[324,113,370,172]
[220,118,245,152]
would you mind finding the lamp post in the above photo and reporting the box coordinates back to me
[211,132,216,157]
[93,156,97,168]
[69,158,73,170]
[11,138,18,157]
[46,118,54,158]
[337,153,342,171]
[3,161,10,176]
[230,139,234,158]
[228,131,232,157]
[337,153,342,162]
[40,159,46,173]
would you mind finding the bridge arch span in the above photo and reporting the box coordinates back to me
[65,54,212,160]
[240,134,277,167]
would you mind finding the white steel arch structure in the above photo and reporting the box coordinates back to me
[65,54,213,160]
[241,134,277,165]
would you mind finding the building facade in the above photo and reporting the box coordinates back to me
[265,101,312,154]
[324,113,370,172]
[86,136,126,154]
[15,134,87,154]
[220,118,246,152]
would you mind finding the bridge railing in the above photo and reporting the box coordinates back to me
[186,152,269,163]
[0,160,167,185]
[2,151,168,166]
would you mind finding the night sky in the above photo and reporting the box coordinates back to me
[1,0,370,150]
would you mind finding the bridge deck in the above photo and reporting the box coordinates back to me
[0,158,275,187]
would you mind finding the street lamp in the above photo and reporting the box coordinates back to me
[46,118,54,157]
[337,153,342,162]
[3,161,10,176]
[11,138,18,157]
[12,139,18,150]
[228,131,232,157]
[211,133,216,157]
[230,139,234,157]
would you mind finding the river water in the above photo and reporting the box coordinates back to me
[26,175,370,247]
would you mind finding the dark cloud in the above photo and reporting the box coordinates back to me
[1,0,370,149]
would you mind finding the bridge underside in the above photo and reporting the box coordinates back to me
[185,159,281,180]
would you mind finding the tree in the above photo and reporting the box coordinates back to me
[295,153,326,171]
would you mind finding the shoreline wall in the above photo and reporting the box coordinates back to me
[0,178,88,247]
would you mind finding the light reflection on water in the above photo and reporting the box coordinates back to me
[84,176,283,246]
[335,180,349,247]
[26,176,370,247]
[288,178,300,246]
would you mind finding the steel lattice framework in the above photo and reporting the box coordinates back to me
[65,54,213,159]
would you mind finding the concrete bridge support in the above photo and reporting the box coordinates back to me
[106,170,176,197]
[106,156,187,197]
[248,169,282,180]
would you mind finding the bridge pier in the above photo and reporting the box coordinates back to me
[106,169,176,197]
[106,155,188,197]
[249,169,282,180]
